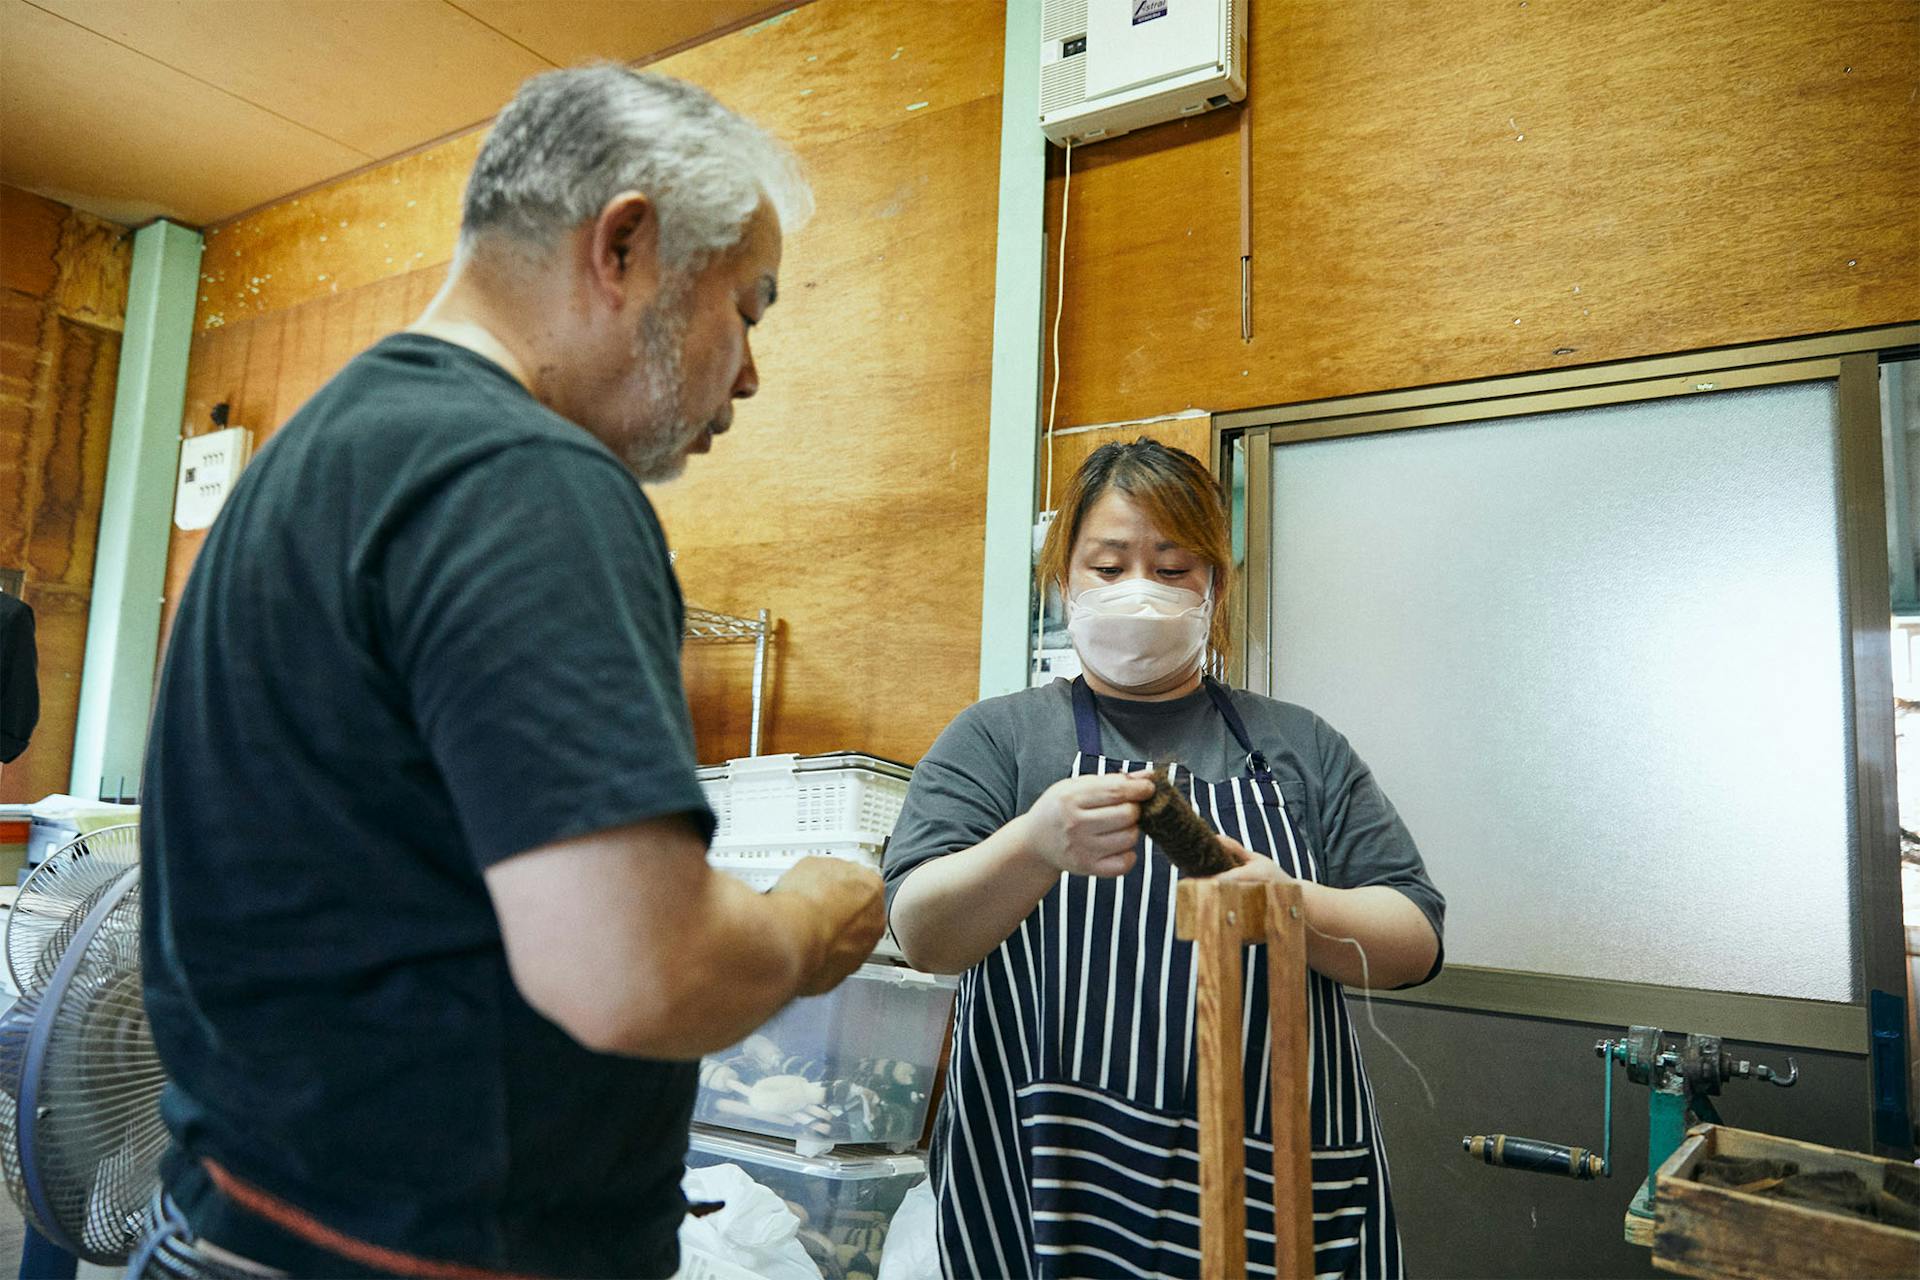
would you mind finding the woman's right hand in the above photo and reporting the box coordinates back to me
[1018,772,1155,877]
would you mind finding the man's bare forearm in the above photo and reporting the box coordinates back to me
[603,869,829,1057]
[489,821,830,1060]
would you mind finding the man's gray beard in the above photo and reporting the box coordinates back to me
[620,291,704,484]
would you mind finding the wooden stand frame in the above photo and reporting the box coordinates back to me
[1175,878,1315,1280]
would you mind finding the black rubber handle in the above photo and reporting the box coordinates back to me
[1462,1134,1604,1179]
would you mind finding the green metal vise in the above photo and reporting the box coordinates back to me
[1599,1026,1798,1229]
[1464,1025,1797,1243]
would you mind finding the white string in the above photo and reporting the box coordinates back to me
[1045,139,1072,513]
[1034,140,1074,672]
[1304,920,1437,1109]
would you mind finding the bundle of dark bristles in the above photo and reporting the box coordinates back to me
[1138,767,1238,876]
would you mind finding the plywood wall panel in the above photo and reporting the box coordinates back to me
[649,95,1002,548]
[1039,105,1241,427]
[675,520,986,764]
[156,0,1006,769]
[455,0,781,69]
[0,186,66,301]
[50,210,131,332]
[654,0,1004,150]
[1043,415,1217,512]
[189,321,257,441]
[176,259,451,455]
[178,321,242,450]
[0,186,128,802]
[184,0,1004,335]
[1048,0,1920,432]
[270,298,332,434]
[24,316,118,589]
[0,293,49,568]
[645,82,1003,762]
[195,138,475,332]
[237,313,289,439]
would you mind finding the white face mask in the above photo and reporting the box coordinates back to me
[1066,578,1212,693]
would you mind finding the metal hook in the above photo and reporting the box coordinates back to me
[1756,1057,1798,1088]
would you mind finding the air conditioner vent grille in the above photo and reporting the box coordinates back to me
[1040,55,1086,116]
[1042,0,1088,43]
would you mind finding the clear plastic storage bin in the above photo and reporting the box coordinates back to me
[684,1128,925,1280]
[695,961,954,1153]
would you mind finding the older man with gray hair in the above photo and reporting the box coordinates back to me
[139,66,883,1278]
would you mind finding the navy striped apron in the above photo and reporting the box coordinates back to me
[932,677,1403,1279]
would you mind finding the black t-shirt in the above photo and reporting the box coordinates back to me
[141,333,715,1277]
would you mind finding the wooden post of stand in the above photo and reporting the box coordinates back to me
[1175,878,1315,1280]
[1265,880,1317,1280]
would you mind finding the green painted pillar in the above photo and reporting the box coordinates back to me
[70,219,202,801]
[978,0,1047,701]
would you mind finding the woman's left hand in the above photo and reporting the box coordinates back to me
[1211,835,1292,884]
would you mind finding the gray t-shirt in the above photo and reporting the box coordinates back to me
[882,679,1444,977]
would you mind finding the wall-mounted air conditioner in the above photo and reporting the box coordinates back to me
[1039,0,1247,147]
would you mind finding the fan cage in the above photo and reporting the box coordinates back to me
[8,823,141,997]
[2,869,166,1263]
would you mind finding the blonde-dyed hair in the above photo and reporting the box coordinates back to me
[1037,438,1233,661]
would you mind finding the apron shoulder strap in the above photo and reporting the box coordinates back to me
[1203,677,1273,780]
[1077,676,1272,780]
[1069,676,1105,758]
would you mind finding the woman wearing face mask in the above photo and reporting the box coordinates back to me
[884,439,1443,1280]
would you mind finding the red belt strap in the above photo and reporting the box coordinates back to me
[201,1159,539,1280]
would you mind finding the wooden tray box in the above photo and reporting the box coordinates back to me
[1652,1124,1919,1279]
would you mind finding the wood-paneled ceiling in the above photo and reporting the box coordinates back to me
[0,0,794,228]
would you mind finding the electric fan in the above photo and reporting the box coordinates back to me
[0,862,168,1262]
[8,824,140,997]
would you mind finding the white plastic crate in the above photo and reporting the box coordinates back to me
[705,839,885,892]
[695,961,954,1154]
[700,753,910,849]
[684,1128,926,1280]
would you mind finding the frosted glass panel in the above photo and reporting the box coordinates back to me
[1269,382,1855,1002]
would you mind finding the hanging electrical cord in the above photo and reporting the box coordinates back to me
[1045,138,1073,513]
[1034,139,1074,670]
